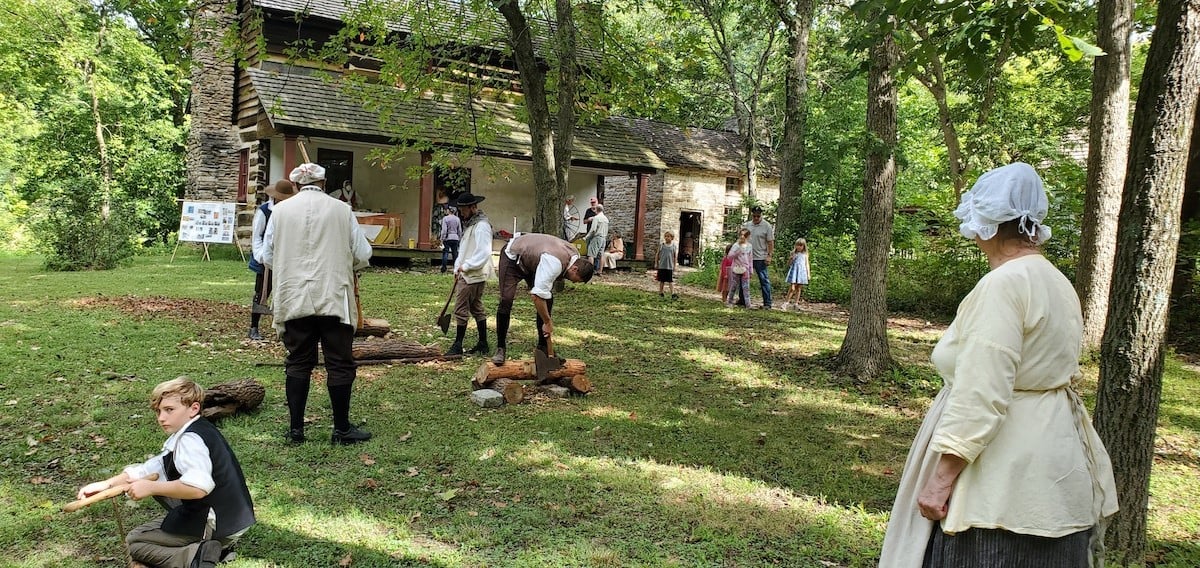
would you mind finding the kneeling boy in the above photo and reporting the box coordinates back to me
[76,377,255,568]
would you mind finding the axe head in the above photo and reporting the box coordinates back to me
[251,302,272,315]
[533,348,564,383]
[437,313,452,334]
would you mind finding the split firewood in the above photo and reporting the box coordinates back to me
[491,378,524,405]
[355,318,391,338]
[202,379,265,420]
[472,359,587,388]
[352,339,440,360]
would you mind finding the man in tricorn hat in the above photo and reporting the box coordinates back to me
[445,192,493,356]
[248,179,297,341]
[263,163,374,445]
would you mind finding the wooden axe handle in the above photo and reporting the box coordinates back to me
[63,473,160,513]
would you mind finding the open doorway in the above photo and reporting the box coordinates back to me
[678,211,702,266]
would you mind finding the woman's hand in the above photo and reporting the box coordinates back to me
[917,453,968,521]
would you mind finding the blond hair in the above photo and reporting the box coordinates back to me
[151,377,204,410]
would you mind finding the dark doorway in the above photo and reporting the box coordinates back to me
[678,211,702,266]
[317,149,353,194]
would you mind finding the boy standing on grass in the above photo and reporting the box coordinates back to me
[657,231,678,299]
[76,377,255,568]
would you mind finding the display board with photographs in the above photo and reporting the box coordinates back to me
[179,201,237,244]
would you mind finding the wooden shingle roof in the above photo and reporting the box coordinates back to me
[248,67,666,171]
[611,116,778,177]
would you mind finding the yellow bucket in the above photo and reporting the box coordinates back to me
[408,238,416,248]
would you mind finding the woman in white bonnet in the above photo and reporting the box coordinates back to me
[879,163,1118,567]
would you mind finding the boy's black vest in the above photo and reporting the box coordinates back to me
[247,202,271,273]
[160,418,256,539]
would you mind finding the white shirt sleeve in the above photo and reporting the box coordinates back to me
[261,215,276,269]
[123,453,167,482]
[530,253,564,299]
[170,432,216,494]
[349,209,373,271]
[456,222,493,273]
[250,208,267,264]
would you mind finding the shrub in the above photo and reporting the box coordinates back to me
[30,177,137,271]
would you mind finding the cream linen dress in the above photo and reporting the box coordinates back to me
[879,255,1118,567]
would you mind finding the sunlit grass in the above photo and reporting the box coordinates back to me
[0,251,1197,567]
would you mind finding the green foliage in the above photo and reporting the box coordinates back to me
[29,176,137,271]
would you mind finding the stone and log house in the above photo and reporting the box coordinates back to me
[186,0,777,266]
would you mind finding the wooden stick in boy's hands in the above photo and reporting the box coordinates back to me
[62,473,160,513]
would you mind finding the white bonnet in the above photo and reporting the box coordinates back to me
[289,163,326,185]
[953,162,1052,245]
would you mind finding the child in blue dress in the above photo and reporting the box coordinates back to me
[781,237,810,311]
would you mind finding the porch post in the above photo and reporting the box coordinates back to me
[418,151,434,249]
[634,173,648,260]
[283,135,298,176]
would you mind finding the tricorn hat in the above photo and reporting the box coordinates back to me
[266,179,297,201]
[454,192,486,206]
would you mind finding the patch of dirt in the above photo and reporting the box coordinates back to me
[70,295,246,335]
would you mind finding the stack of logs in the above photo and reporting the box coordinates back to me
[471,358,592,405]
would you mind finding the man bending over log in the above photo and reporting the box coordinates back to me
[492,232,594,365]
[446,192,494,356]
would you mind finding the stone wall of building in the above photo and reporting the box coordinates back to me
[600,173,665,260]
[186,5,242,202]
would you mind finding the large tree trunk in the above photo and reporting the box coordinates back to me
[492,0,560,235]
[772,0,814,236]
[834,25,897,381]
[552,0,577,238]
[1169,94,1200,335]
[1077,0,1134,351]
[1094,1,1200,563]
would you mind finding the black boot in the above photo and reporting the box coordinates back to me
[446,324,466,355]
[468,319,489,354]
[248,327,263,341]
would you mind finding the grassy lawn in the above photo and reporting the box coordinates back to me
[1,251,1197,567]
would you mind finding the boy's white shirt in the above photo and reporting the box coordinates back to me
[124,415,218,531]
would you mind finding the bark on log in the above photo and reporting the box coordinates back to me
[355,318,391,338]
[492,378,524,405]
[202,379,265,420]
[472,359,587,387]
[355,355,463,366]
[352,339,440,360]
[556,374,592,394]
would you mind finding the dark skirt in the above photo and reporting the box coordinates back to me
[923,525,1093,568]
[656,269,674,282]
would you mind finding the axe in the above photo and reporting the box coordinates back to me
[533,335,565,385]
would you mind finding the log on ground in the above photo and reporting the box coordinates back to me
[355,318,391,338]
[472,359,587,388]
[353,339,440,360]
[556,374,592,394]
[202,379,266,420]
[491,378,524,405]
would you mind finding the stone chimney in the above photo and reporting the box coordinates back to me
[186,2,242,202]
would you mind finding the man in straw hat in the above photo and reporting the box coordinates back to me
[445,192,494,356]
[247,179,297,341]
[491,232,594,366]
[263,163,374,445]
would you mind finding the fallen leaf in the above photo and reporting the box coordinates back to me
[5,400,17,406]
[467,510,478,516]
[628,411,637,420]
[397,431,413,442]
[491,500,507,508]
[339,552,353,566]
[406,467,420,477]
[478,448,495,461]
[436,488,459,501]
[30,476,52,485]
[360,454,376,466]
[26,436,37,447]
[360,478,379,490]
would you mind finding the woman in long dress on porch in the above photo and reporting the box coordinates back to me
[879,162,1118,568]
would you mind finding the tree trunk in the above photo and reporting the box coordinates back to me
[1094,1,1200,563]
[552,0,577,239]
[1169,93,1200,331]
[354,318,391,338]
[492,0,559,235]
[834,23,897,382]
[85,6,112,219]
[909,25,965,199]
[772,0,814,236]
[556,374,592,394]
[491,378,525,405]
[1077,0,1134,351]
